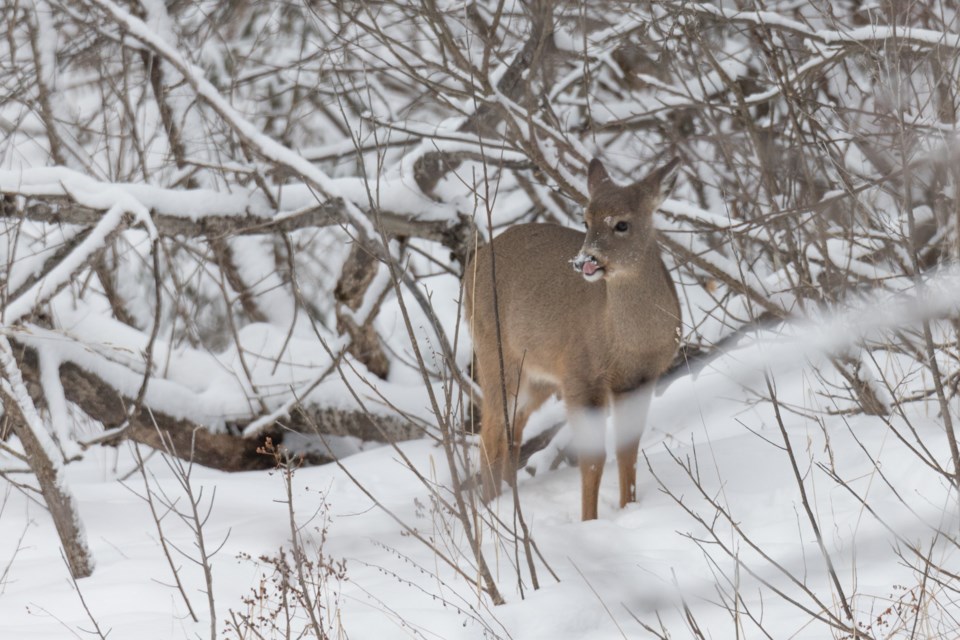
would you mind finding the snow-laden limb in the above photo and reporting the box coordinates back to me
[0,337,62,463]
[0,335,93,579]
[682,2,960,50]
[592,56,751,126]
[365,118,530,166]
[11,313,312,429]
[7,328,303,471]
[820,24,960,49]
[0,166,473,252]
[38,347,79,459]
[679,3,818,37]
[0,167,158,236]
[3,203,136,325]
[742,49,845,106]
[300,131,418,163]
[0,166,264,221]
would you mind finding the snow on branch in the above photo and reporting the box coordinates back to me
[0,166,476,256]
[683,3,960,50]
[4,203,136,325]
[0,336,62,463]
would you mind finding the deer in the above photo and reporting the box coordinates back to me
[463,157,682,521]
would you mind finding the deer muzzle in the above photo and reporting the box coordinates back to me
[571,252,605,282]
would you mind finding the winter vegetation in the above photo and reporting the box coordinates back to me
[2,0,960,637]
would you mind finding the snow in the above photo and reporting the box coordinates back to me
[2,327,956,638]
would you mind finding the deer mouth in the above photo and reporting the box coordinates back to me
[572,253,606,282]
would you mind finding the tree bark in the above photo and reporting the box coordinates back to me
[335,243,390,379]
[1,338,93,579]
[2,394,94,579]
[13,341,421,472]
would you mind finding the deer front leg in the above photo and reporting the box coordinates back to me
[615,441,638,508]
[579,450,605,520]
[566,388,608,520]
[612,383,653,507]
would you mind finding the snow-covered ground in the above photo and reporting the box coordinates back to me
[3,332,955,639]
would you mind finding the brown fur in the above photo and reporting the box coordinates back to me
[464,158,682,520]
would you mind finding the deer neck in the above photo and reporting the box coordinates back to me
[601,243,676,344]
[603,243,667,308]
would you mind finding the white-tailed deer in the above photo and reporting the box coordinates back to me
[464,157,682,520]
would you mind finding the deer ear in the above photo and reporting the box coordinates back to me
[657,157,681,193]
[647,157,681,207]
[588,158,612,197]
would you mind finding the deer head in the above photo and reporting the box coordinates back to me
[573,157,680,282]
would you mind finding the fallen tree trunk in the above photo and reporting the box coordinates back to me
[13,341,420,472]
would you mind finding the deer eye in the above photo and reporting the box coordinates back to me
[614,221,629,233]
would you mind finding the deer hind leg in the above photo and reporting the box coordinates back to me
[477,359,553,502]
[475,352,526,502]
[477,368,509,502]
[564,384,609,521]
[612,383,653,508]
[505,381,553,486]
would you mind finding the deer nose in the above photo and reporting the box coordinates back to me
[580,259,601,278]
[571,250,606,282]
[571,252,591,273]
